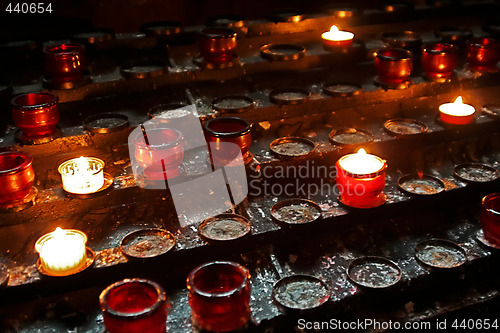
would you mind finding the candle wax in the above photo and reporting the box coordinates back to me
[439,96,475,117]
[59,156,104,194]
[322,25,354,42]
[338,149,384,175]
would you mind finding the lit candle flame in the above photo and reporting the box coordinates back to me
[54,227,63,237]
[454,96,463,104]
[75,156,88,174]
[330,25,340,33]
[357,148,367,155]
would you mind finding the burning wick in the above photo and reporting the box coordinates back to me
[321,25,354,48]
[439,96,475,125]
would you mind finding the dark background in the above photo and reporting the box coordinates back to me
[0,0,482,40]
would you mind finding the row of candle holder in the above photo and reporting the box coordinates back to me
[27,25,500,89]
[135,100,478,192]
[35,27,237,85]
[29,222,250,331]
[97,261,250,333]
[12,28,234,88]
[0,92,482,209]
[373,38,500,88]
[29,186,499,332]
[0,115,253,207]
[0,150,108,207]
[45,184,500,332]
[31,183,500,275]
[8,82,478,150]
[11,1,480,49]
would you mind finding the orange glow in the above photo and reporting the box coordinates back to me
[338,148,385,175]
[439,96,475,117]
[58,156,105,194]
[321,25,354,42]
[35,227,88,275]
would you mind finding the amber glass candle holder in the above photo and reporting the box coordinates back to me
[481,193,500,246]
[466,37,500,72]
[187,261,251,332]
[203,116,252,165]
[134,127,184,180]
[198,28,237,64]
[375,48,413,85]
[11,92,59,139]
[421,43,459,80]
[100,279,167,333]
[43,43,87,83]
[0,151,35,204]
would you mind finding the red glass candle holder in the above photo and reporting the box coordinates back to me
[421,43,459,79]
[335,153,387,209]
[439,97,475,125]
[11,92,59,138]
[375,48,413,85]
[134,127,184,180]
[203,116,252,166]
[198,28,237,64]
[466,37,500,72]
[43,43,87,83]
[99,278,167,333]
[187,261,251,332]
[480,193,500,246]
[0,151,35,204]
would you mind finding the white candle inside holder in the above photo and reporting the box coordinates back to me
[35,227,87,275]
[58,156,104,194]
